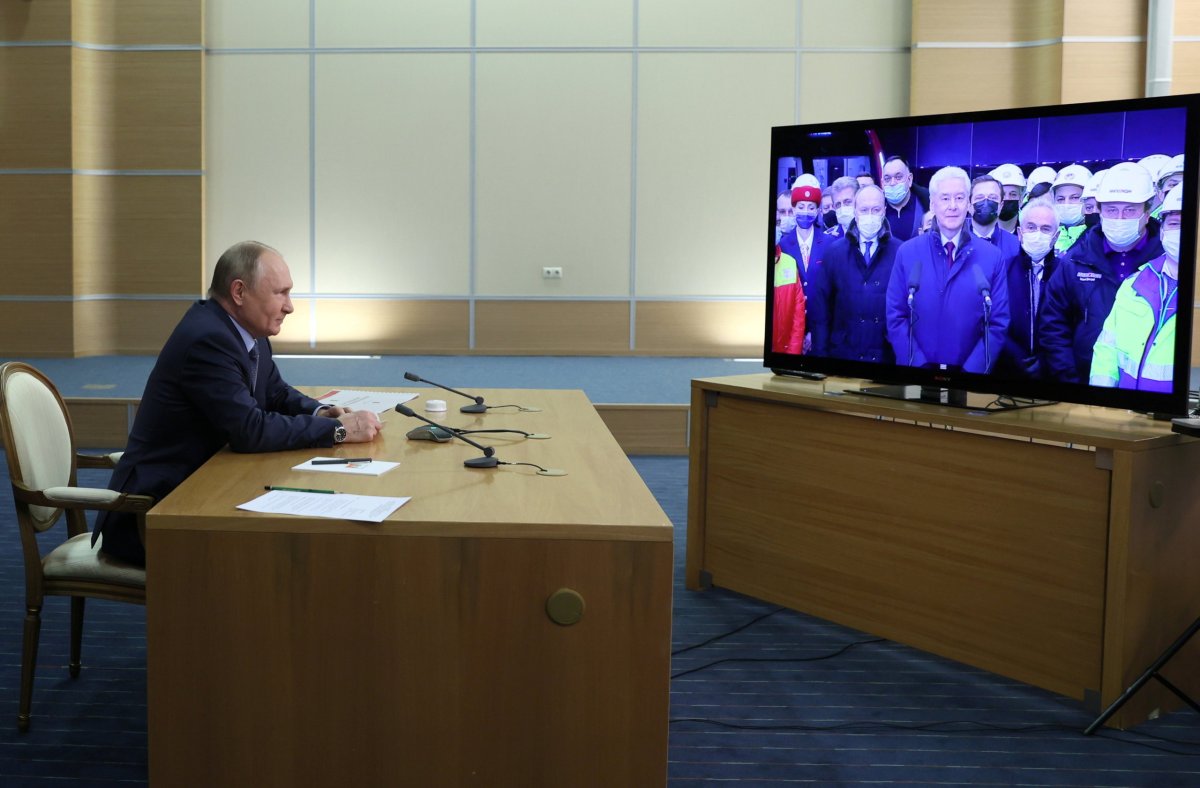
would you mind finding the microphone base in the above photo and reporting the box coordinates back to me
[460,403,488,413]
[464,455,500,468]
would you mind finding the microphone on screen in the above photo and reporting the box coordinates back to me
[403,371,488,413]
[972,264,993,310]
[396,404,497,467]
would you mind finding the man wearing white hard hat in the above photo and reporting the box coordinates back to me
[1025,166,1057,205]
[1137,154,1173,215]
[1039,161,1164,384]
[989,163,1026,234]
[1081,169,1107,228]
[1090,183,1184,392]
[1151,154,1183,220]
[1051,163,1092,254]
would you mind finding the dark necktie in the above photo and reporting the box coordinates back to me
[248,345,259,392]
[865,241,874,260]
[944,240,955,264]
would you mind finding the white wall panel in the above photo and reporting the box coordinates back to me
[314,53,471,295]
[636,53,794,298]
[206,0,309,49]
[476,53,632,297]
[476,0,634,47]
[800,0,912,48]
[639,0,796,48]
[314,0,470,48]
[798,51,911,123]
[205,54,312,291]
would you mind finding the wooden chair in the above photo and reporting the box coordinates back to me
[0,362,152,731]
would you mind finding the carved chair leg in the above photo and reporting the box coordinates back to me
[18,606,42,732]
[69,597,85,679]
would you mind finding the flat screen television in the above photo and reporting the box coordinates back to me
[765,94,1198,416]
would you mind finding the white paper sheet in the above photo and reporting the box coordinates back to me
[238,490,410,522]
[316,389,419,414]
[292,457,400,476]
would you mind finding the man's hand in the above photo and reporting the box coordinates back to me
[319,405,352,418]
[338,410,382,443]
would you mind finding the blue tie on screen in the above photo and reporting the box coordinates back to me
[865,241,874,260]
[944,240,955,264]
[248,345,259,392]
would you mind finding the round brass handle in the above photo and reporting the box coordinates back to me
[546,588,585,626]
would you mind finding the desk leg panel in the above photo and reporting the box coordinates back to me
[698,394,1110,699]
[147,529,671,788]
[1102,441,1200,728]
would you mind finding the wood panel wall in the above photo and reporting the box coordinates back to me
[0,0,202,357]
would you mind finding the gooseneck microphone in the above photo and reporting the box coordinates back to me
[906,257,922,366]
[395,404,498,467]
[972,264,993,371]
[403,371,487,413]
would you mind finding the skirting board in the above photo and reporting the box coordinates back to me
[65,398,689,456]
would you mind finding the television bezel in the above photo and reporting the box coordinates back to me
[764,93,1200,415]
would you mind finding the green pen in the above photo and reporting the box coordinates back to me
[264,485,336,494]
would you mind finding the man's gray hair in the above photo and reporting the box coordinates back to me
[830,176,859,196]
[1018,195,1056,225]
[208,241,278,300]
[929,166,970,197]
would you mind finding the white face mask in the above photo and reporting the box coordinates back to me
[1054,203,1083,227]
[1162,227,1181,262]
[856,213,883,240]
[1021,230,1053,262]
[1101,216,1143,248]
[779,214,797,234]
[835,205,855,228]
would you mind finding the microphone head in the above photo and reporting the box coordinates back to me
[403,371,421,382]
[483,446,495,457]
[395,404,416,417]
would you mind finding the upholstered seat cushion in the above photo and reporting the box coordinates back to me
[42,533,145,588]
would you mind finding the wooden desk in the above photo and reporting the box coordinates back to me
[146,389,672,787]
[687,373,1200,729]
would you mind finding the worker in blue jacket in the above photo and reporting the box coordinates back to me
[1038,161,1164,384]
[807,184,898,362]
[886,166,1010,373]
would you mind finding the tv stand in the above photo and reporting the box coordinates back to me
[687,373,1200,729]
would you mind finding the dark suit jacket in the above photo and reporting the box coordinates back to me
[95,299,336,563]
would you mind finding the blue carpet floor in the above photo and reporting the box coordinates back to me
[0,455,1198,786]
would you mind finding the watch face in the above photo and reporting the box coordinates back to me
[334,426,348,443]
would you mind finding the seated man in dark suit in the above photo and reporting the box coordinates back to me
[94,240,382,566]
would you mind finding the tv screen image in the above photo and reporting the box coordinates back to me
[766,94,1198,416]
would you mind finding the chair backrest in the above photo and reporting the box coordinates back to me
[0,363,76,531]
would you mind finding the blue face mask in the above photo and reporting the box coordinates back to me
[972,198,999,225]
[883,183,908,205]
[795,212,817,230]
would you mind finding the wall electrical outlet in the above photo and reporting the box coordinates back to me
[542,266,564,279]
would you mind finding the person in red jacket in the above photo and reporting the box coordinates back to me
[772,245,806,353]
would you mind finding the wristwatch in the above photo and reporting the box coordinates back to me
[333,425,348,444]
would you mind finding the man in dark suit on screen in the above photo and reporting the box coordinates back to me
[94,240,382,566]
